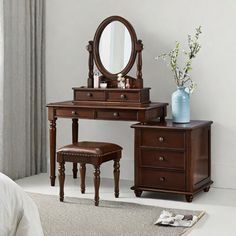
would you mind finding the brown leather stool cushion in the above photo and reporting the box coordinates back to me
[57,141,122,156]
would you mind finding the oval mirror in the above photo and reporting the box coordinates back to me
[99,21,132,74]
[93,16,138,79]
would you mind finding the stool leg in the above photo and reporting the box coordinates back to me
[80,164,86,194]
[113,160,120,198]
[72,163,78,179]
[93,165,100,206]
[58,161,65,202]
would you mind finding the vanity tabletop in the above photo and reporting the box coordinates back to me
[46,100,168,110]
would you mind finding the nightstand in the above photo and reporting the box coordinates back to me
[131,120,213,202]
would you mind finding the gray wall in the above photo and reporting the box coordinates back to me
[46,0,236,188]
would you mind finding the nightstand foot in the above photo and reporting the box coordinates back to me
[185,194,193,202]
[203,186,210,192]
[134,190,142,197]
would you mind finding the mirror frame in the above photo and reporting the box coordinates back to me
[93,16,138,79]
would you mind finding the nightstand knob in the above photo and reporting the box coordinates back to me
[160,177,165,182]
[87,92,93,97]
[71,111,77,115]
[158,136,164,142]
[159,156,164,161]
[113,112,119,118]
[120,94,126,99]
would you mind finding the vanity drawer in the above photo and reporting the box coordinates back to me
[96,110,137,120]
[107,89,150,103]
[140,149,185,170]
[74,90,106,101]
[139,169,185,191]
[108,91,139,102]
[56,109,94,118]
[141,129,185,149]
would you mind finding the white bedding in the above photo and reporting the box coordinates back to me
[0,173,44,236]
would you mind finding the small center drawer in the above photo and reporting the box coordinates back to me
[107,91,139,102]
[141,129,185,149]
[56,109,94,118]
[139,169,185,191]
[74,90,106,101]
[140,149,185,170]
[96,110,137,120]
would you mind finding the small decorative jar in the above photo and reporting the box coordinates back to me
[172,87,190,123]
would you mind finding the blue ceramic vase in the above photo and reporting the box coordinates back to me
[172,87,190,123]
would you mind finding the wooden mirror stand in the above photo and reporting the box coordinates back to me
[87,16,144,89]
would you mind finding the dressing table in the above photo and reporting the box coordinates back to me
[47,16,168,187]
[47,16,212,202]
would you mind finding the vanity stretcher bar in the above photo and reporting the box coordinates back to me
[47,100,168,186]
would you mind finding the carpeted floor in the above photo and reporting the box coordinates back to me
[30,193,205,236]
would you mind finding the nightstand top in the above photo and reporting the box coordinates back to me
[131,119,213,130]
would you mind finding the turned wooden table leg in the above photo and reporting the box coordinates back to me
[80,164,86,194]
[93,165,100,206]
[49,118,57,186]
[113,159,120,198]
[58,161,65,202]
[72,118,78,178]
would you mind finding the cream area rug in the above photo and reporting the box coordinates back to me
[29,193,205,236]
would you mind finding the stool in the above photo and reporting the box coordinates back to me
[57,141,122,206]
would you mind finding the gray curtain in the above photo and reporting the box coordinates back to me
[0,0,46,179]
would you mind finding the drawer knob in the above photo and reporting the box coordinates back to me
[120,94,126,99]
[160,177,165,182]
[113,112,119,118]
[71,111,77,115]
[159,156,164,161]
[87,92,93,97]
[158,136,164,142]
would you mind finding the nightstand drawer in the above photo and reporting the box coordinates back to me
[139,169,185,191]
[96,110,137,121]
[74,90,106,101]
[141,129,185,149]
[140,149,185,170]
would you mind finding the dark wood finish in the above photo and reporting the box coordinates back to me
[80,164,86,193]
[141,129,185,149]
[140,169,185,191]
[131,120,213,202]
[93,16,140,82]
[49,112,57,186]
[73,88,150,105]
[87,41,94,88]
[74,89,106,101]
[136,40,143,88]
[93,165,100,206]
[134,190,142,197]
[72,118,78,178]
[56,142,122,206]
[58,160,65,202]
[113,159,120,198]
[47,101,168,186]
[140,149,185,170]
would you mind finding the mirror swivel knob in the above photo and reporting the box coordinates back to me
[159,156,164,161]
[87,92,93,97]
[160,177,165,182]
[113,112,119,118]
[158,136,164,142]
